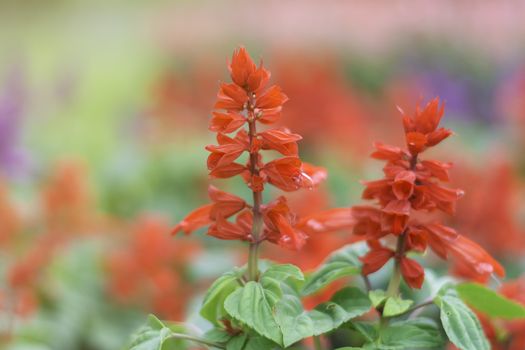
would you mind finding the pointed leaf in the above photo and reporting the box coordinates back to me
[436,289,489,350]
[382,296,413,317]
[224,281,283,346]
[457,282,525,320]
[276,287,372,347]
[379,318,444,349]
[201,268,244,324]
[368,290,387,308]
[302,245,361,296]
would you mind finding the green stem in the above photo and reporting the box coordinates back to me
[313,335,323,350]
[247,115,262,281]
[386,231,406,297]
[386,262,402,297]
[167,333,225,349]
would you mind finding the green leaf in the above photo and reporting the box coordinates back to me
[224,281,283,346]
[276,287,372,347]
[382,296,413,317]
[302,245,361,296]
[126,315,182,350]
[457,283,525,320]
[260,264,304,301]
[203,328,233,344]
[201,268,244,324]
[379,318,444,349]
[436,289,489,350]
[261,264,304,282]
[368,290,387,308]
[351,322,378,343]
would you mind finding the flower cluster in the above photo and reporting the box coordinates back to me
[354,98,505,289]
[172,48,340,251]
[107,217,200,320]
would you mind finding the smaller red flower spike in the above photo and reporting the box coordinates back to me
[353,97,504,288]
[172,47,332,252]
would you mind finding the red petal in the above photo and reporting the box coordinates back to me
[262,157,304,192]
[427,128,452,147]
[256,85,288,110]
[209,112,246,133]
[360,247,395,275]
[301,162,327,187]
[208,185,246,219]
[419,160,452,182]
[171,204,213,235]
[214,83,248,111]
[370,142,407,161]
[208,216,251,241]
[229,47,256,88]
[392,171,415,200]
[406,131,427,154]
[209,163,246,178]
[259,128,301,156]
[296,208,354,235]
[400,257,425,289]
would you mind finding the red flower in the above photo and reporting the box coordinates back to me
[214,83,248,111]
[359,242,395,275]
[171,204,213,236]
[296,208,354,236]
[209,111,246,134]
[352,97,504,290]
[262,157,313,192]
[263,197,306,251]
[400,257,424,289]
[259,128,302,156]
[173,47,328,255]
[401,98,452,154]
[229,47,270,93]
[421,223,505,282]
[206,132,248,173]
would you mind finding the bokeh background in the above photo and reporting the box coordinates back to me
[1,1,525,349]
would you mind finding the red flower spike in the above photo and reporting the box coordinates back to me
[173,47,327,255]
[400,257,425,289]
[352,97,504,290]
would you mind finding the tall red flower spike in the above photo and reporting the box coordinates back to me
[171,48,348,279]
[354,98,505,289]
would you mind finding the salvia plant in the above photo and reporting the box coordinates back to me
[126,48,525,350]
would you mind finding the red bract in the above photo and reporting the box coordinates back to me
[172,47,340,255]
[354,98,504,289]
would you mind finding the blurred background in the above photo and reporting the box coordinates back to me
[1,1,525,349]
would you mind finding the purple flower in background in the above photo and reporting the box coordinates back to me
[0,65,29,177]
